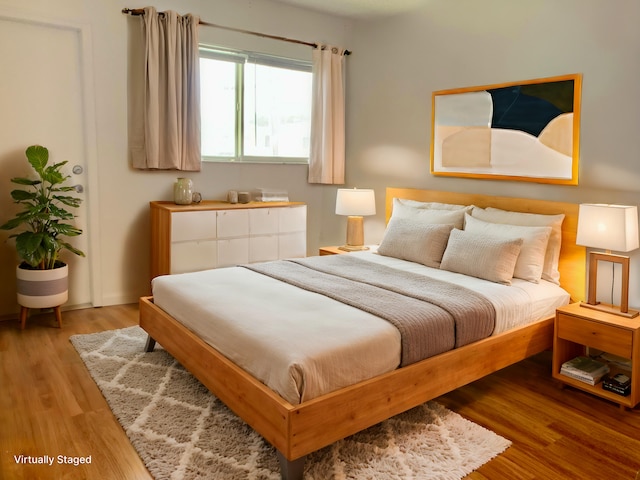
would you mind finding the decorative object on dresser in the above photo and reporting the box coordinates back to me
[173,177,193,205]
[0,145,85,329]
[335,188,376,251]
[576,203,639,318]
[149,201,307,282]
[553,302,640,410]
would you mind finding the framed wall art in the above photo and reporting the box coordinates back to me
[430,73,582,185]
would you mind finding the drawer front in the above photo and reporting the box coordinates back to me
[279,232,307,259]
[249,208,279,235]
[279,205,307,233]
[217,210,249,238]
[170,240,217,274]
[249,235,278,263]
[171,211,216,242]
[217,238,249,267]
[557,313,633,358]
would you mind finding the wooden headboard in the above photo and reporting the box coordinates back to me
[385,187,586,303]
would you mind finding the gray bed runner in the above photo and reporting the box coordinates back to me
[244,255,495,367]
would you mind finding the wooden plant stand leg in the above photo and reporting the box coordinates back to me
[20,306,28,330]
[53,306,62,328]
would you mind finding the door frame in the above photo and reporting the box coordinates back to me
[0,7,103,306]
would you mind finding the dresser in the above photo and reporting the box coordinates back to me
[150,201,307,281]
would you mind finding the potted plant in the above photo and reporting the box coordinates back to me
[0,145,85,328]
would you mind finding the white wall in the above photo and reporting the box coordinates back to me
[0,0,353,315]
[343,0,640,306]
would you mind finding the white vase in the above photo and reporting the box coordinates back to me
[174,178,193,205]
[16,263,69,309]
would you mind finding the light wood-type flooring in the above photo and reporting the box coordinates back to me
[1,304,639,479]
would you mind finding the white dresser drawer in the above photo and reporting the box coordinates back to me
[249,208,279,235]
[170,240,217,274]
[217,210,249,238]
[171,211,216,242]
[279,205,307,233]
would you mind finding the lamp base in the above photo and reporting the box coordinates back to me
[580,301,639,318]
[338,245,370,252]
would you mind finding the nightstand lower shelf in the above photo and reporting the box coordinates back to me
[553,372,634,409]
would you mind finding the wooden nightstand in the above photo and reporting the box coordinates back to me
[553,302,640,410]
[318,246,348,255]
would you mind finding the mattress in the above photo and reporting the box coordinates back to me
[151,251,570,405]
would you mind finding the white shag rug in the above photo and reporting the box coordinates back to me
[70,326,511,480]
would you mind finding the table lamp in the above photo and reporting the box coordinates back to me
[335,188,376,251]
[576,203,639,318]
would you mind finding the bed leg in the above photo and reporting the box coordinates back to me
[276,451,305,480]
[144,335,156,352]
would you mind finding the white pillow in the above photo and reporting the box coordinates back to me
[392,198,468,229]
[377,217,454,267]
[464,214,551,283]
[440,229,523,285]
[471,207,564,284]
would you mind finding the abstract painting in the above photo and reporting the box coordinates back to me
[431,74,582,184]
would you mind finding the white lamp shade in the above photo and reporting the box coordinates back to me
[576,204,639,252]
[335,189,376,216]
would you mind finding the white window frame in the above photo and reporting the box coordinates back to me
[199,46,312,164]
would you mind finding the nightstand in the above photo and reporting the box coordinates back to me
[553,302,640,410]
[318,246,348,255]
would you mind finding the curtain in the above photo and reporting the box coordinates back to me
[308,45,346,184]
[130,7,201,171]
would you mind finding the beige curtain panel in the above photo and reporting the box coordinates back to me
[308,45,346,184]
[130,7,201,171]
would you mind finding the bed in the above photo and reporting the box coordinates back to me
[139,188,586,479]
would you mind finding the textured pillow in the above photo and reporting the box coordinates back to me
[464,214,551,283]
[471,207,564,284]
[440,229,524,285]
[394,198,471,211]
[392,198,468,229]
[378,218,454,267]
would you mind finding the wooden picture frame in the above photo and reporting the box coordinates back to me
[430,73,582,185]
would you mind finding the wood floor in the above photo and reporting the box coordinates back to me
[1,304,639,480]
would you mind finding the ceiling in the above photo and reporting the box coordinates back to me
[272,0,428,18]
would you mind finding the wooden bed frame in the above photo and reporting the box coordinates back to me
[139,188,585,479]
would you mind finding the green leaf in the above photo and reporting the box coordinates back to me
[53,195,82,208]
[59,241,85,257]
[51,223,83,236]
[10,190,37,202]
[42,166,67,186]
[11,177,40,186]
[25,145,49,174]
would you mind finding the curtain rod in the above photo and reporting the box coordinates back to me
[122,8,351,55]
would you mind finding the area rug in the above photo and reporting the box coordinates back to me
[70,326,511,480]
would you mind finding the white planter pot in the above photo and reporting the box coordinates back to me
[16,263,69,309]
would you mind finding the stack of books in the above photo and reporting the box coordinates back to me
[602,373,631,396]
[560,356,610,385]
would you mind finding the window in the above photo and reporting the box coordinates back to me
[199,47,312,163]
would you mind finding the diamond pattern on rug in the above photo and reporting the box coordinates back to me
[71,326,511,480]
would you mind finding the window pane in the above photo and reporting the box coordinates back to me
[244,63,312,158]
[200,57,236,157]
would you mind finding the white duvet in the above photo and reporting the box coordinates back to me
[151,251,569,405]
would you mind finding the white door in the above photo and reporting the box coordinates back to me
[0,13,98,312]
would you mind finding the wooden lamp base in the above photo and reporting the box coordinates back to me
[581,251,639,318]
[338,216,369,252]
